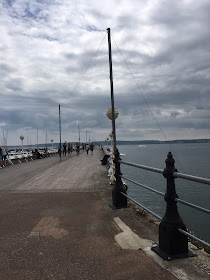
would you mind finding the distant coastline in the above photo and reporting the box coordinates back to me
[5,139,210,149]
[116,139,210,145]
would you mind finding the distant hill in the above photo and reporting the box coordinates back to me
[7,139,210,149]
[115,139,210,145]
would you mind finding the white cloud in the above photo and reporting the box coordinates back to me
[0,0,209,145]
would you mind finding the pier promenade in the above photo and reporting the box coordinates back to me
[0,148,209,279]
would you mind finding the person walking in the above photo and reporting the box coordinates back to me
[0,146,2,168]
[63,142,67,156]
[68,143,71,155]
[85,144,89,155]
[76,143,80,155]
[1,147,7,167]
[90,143,94,155]
[70,144,73,154]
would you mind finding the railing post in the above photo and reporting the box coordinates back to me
[110,148,127,209]
[152,152,194,260]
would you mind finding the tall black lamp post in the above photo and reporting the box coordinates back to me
[107,28,117,154]
[107,28,127,209]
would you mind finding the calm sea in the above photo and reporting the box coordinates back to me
[118,143,210,244]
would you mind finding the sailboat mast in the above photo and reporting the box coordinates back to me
[37,128,38,148]
[59,104,61,162]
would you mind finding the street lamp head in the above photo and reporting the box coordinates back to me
[109,132,113,138]
[106,108,119,120]
[20,135,24,141]
[51,139,54,143]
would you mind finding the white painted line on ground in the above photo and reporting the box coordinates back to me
[113,217,153,250]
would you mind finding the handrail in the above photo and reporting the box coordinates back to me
[121,192,162,220]
[175,198,210,215]
[119,160,163,174]
[173,172,210,185]
[121,192,210,249]
[178,229,210,249]
[121,175,165,197]
[121,175,210,215]
[120,160,210,186]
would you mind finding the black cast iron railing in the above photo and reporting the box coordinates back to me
[104,147,210,261]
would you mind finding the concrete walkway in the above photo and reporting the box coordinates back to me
[0,148,209,279]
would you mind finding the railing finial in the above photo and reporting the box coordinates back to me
[152,152,193,260]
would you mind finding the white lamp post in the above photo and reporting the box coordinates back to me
[20,135,24,151]
[51,139,54,149]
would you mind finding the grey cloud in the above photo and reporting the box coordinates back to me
[23,3,41,20]
[85,25,104,32]
[0,104,58,132]
[64,53,77,60]
[0,63,16,78]
[0,63,16,73]
[3,0,16,8]
[5,78,23,91]
[151,1,210,28]
[170,111,180,118]
[89,9,109,21]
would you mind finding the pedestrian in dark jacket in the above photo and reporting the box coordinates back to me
[90,143,94,155]
[63,142,67,156]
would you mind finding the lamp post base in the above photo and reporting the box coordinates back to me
[109,203,127,210]
[151,244,196,261]
[111,187,127,209]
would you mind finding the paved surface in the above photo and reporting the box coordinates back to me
[0,150,105,192]
[0,148,209,279]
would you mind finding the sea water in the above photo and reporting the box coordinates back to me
[118,143,210,244]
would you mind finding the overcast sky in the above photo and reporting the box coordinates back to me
[0,0,209,146]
